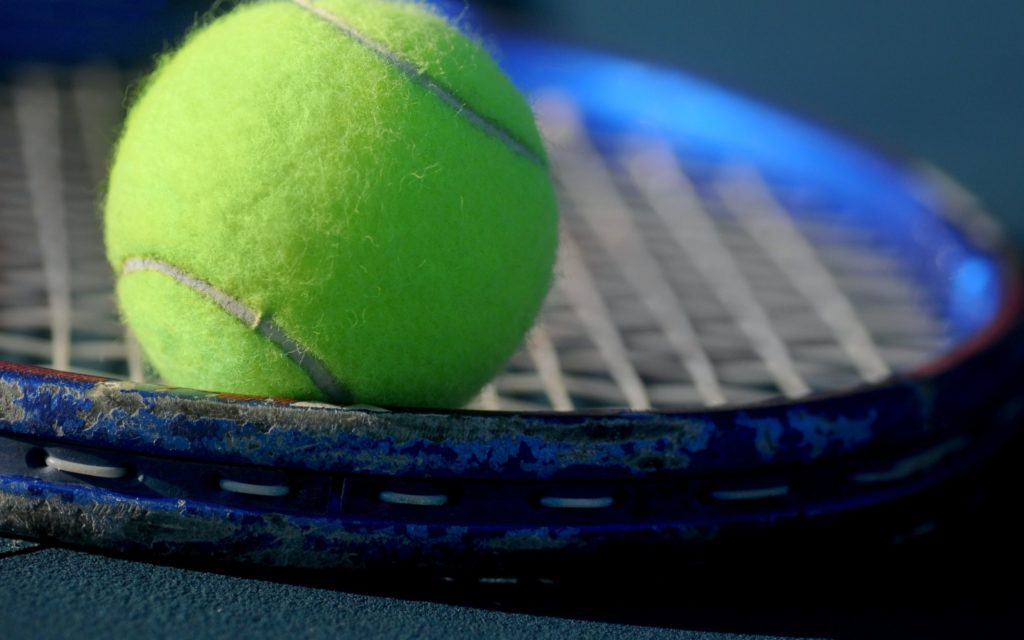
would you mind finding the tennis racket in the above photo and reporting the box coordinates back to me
[1,16,1022,582]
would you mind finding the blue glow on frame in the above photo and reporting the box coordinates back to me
[500,38,915,214]
[498,36,1004,340]
[949,256,1002,339]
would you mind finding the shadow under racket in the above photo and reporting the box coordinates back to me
[8,433,1019,640]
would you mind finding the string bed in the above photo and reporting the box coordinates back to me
[0,67,950,412]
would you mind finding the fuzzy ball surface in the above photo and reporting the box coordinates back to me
[104,0,558,408]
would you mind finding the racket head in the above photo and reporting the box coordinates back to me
[1,30,1023,577]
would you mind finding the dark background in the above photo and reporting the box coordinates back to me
[509,0,1024,240]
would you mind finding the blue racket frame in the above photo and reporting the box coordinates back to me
[2,35,1023,574]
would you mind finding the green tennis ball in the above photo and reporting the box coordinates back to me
[104,0,558,408]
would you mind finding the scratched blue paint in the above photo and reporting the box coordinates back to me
[734,413,785,461]
[787,408,878,456]
[4,375,1024,574]
[2,360,1015,482]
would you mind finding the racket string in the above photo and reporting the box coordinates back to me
[0,69,954,411]
[1,66,131,378]
[621,139,812,399]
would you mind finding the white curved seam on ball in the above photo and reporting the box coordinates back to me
[123,258,258,327]
[120,257,353,404]
[290,0,545,167]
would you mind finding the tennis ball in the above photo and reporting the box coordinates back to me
[104,0,557,408]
